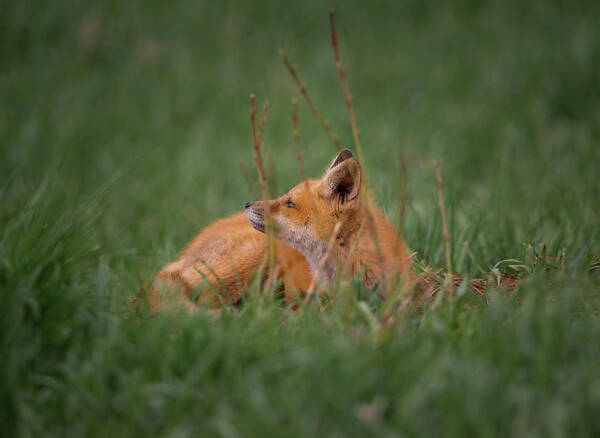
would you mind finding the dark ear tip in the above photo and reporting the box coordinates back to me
[327,148,356,172]
[340,148,353,160]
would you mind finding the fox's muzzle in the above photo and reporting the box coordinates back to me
[245,202,265,233]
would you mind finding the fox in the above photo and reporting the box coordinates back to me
[150,148,411,311]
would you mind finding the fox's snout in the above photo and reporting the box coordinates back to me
[244,201,263,213]
[245,201,265,233]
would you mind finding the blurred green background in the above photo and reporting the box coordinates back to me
[2,0,599,271]
[2,0,599,436]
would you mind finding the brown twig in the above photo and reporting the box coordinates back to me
[249,94,267,199]
[329,9,366,184]
[290,102,344,299]
[290,98,323,233]
[396,155,408,238]
[305,221,342,303]
[329,10,387,289]
[435,160,453,292]
[280,49,342,150]
[379,181,412,318]
[250,94,275,276]
[342,222,365,277]
[390,155,409,291]
[291,98,309,185]
[256,100,269,151]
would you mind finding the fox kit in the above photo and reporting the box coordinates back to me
[152,149,410,311]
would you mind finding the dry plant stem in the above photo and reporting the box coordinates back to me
[250,94,275,280]
[363,204,385,271]
[343,222,366,277]
[291,99,323,234]
[256,100,269,150]
[329,10,386,280]
[396,156,408,241]
[291,99,309,184]
[280,50,342,151]
[389,156,409,294]
[435,160,453,292]
[259,103,277,287]
[329,10,365,173]
[249,95,267,200]
[305,221,343,303]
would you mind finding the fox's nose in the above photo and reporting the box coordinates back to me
[244,202,251,209]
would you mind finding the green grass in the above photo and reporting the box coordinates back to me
[2,0,600,436]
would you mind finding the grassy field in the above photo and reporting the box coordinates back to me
[2,0,600,436]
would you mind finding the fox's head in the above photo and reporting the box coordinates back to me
[245,149,362,272]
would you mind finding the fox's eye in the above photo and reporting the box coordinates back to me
[287,200,296,208]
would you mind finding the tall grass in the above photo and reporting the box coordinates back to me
[1,0,599,436]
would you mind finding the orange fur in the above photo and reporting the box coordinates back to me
[150,212,310,312]
[246,149,411,295]
[152,149,410,311]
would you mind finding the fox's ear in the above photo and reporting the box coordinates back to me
[327,148,353,170]
[321,157,361,204]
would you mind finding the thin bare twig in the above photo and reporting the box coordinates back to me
[256,100,269,150]
[329,9,366,183]
[250,94,275,276]
[280,49,342,150]
[291,101,347,306]
[435,160,453,292]
[249,94,268,200]
[390,155,409,291]
[329,10,387,289]
[291,98,309,184]
[396,155,408,238]
[379,167,413,313]
[291,98,323,232]
[342,222,365,277]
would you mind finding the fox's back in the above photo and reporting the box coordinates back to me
[153,211,311,309]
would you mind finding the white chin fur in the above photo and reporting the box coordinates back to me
[274,216,327,274]
[245,209,265,233]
